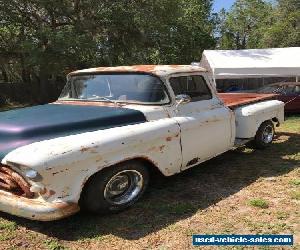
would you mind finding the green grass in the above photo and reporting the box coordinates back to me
[289,179,300,186]
[44,239,66,250]
[0,221,17,231]
[0,221,17,241]
[290,191,300,200]
[276,211,289,220]
[248,198,269,209]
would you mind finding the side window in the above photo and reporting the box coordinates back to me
[169,75,212,102]
[285,85,297,95]
[278,85,295,95]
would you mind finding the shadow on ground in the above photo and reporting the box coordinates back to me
[1,132,299,241]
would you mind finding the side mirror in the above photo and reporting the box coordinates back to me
[175,94,191,107]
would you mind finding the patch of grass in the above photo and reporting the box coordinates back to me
[0,220,17,241]
[289,179,300,186]
[248,198,269,209]
[290,191,300,200]
[44,239,66,250]
[267,223,292,234]
[0,221,17,231]
[245,219,293,234]
[276,211,289,220]
[279,116,300,132]
[0,232,15,241]
[244,220,266,233]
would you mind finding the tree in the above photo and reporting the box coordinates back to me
[260,0,300,47]
[216,0,300,49]
[0,0,216,96]
[216,0,273,49]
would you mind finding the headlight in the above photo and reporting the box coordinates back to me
[25,169,38,179]
[5,161,40,180]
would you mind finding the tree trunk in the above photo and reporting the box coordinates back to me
[38,67,49,104]
[1,69,8,82]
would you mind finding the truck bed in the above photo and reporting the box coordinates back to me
[218,93,277,109]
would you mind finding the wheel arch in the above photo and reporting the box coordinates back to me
[272,117,280,127]
[78,156,162,202]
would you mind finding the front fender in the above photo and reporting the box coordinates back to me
[2,118,182,203]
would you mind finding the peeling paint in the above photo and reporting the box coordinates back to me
[218,93,277,109]
[69,65,207,77]
[187,157,200,167]
[0,189,79,221]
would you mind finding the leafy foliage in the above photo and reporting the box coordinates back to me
[0,0,215,86]
[217,0,300,49]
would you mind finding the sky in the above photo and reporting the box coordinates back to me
[212,0,236,12]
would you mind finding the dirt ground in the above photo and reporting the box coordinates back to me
[0,116,299,250]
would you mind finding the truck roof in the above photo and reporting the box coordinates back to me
[69,65,207,77]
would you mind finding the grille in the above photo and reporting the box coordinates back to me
[0,164,34,198]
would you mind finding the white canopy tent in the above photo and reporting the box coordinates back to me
[200,47,300,81]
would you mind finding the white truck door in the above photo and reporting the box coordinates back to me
[167,74,234,170]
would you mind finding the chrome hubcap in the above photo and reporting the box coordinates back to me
[262,125,274,143]
[104,170,143,205]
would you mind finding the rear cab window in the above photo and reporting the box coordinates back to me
[169,75,212,102]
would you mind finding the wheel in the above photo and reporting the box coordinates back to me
[79,161,149,214]
[253,120,275,149]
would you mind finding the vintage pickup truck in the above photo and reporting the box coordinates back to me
[0,65,284,221]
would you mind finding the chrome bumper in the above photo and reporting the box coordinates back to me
[0,190,80,221]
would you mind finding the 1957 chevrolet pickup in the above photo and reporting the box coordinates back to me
[0,65,284,221]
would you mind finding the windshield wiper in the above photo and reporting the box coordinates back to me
[88,96,122,107]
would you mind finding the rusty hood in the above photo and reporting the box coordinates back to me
[0,104,147,161]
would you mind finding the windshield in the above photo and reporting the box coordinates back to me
[59,74,170,105]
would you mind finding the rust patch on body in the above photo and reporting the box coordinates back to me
[218,93,277,109]
[131,65,157,72]
[51,168,70,176]
[0,164,33,198]
[53,100,121,107]
[187,157,200,167]
[80,147,90,153]
[49,190,56,196]
[69,65,207,77]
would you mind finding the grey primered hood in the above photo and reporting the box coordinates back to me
[0,103,147,160]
